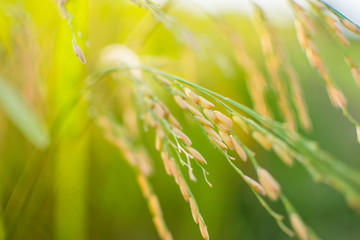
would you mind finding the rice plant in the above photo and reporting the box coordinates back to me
[0,0,360,239]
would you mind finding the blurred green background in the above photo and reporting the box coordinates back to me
[0,0,360,239]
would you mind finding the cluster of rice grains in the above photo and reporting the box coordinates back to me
[136,65,360,239]
[91,54,360,239]
[288,0,360,139]
[141,84,210,240]
[150,73,324,240]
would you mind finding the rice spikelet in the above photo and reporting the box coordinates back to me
[168,115,182,129]
[257,168,281,201]
[137,174,151,198]
[345,56,360,87]
[273,144,294,166]
[219,130,233,150]
[252,131,271,151]
[204,126,222,142]
[173,127,192,146]
[199,96,215,109]
[179,177,190,202]
[154,102,165,119]
[203,109,216,122]
[194,115,214,128]
[244,175,266,196]
[232,115,249,134]
[187,146,207,164]
[214,138,227,150]
[230,135,247,161]
[155,129,164,151]
[137,149,153,176]
[327,85,347,109]
[290,213,309,240]
[189,197,199,224]
[174,95,190,110]
[188,105,202,117]
[73,42,86,64]
[169,159,180,184]
[213,111,233,128]
[199,216,210,240]
[161,151,172,176]
[185,88,200,104]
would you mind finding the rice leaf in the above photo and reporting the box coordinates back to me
[0,77,49,148]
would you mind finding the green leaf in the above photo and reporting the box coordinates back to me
[0,77,49,149]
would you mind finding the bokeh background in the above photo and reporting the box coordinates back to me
[0,0,360,239]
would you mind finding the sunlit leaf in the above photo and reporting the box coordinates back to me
[0,77,49,148]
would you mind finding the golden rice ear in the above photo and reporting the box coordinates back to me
[73,42,86,64]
